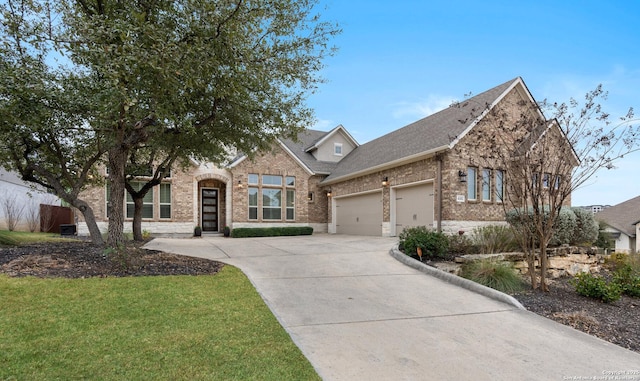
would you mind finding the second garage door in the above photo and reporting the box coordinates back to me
[395,183,434,234]
[335,192,382,236]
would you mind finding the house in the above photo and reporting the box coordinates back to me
[76,77,575,237]
[595,196,640,253]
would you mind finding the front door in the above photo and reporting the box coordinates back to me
[201,188,218,232]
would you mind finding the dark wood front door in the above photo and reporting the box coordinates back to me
[201,188,218,232]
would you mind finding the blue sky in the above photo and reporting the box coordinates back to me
[307,0,640,206]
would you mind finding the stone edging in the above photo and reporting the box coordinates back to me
[389,244,526,310]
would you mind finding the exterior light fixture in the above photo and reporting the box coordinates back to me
[326,189,332,197]
[382,176,389,187]
[458,170,467,183]
[237,179,244,188]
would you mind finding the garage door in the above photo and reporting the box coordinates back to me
[395,183,434,234]
[335,192,382,236]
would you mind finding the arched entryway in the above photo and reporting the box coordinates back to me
[195,173,231,233]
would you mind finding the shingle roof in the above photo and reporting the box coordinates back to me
[595,195,640,237]
[280,129,339,174]
[321,77,520,183]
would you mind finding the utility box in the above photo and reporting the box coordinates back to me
[60,224,77,236]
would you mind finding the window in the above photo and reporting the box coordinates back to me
[543,173,551,188]
[248,187,258,220]
[126,181,153,218]
[248,174,259,185]
[262,175,282,186]
[495,170,505,202]
[554,175,561,190]
[307,191,315,202]
[286,189,295,220]
[262,189,282,220]
[159,183,171,219]
[334,143,343,156]
[467,167,477,200]
[482,168,491,201]
[532,173,539,188]
[286,176,295,187]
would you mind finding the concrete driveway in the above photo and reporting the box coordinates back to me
[144,234,640,381]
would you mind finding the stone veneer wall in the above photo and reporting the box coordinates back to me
[230,144,327,228]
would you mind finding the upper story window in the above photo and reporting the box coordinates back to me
[262,175,282,186]
[286,176,295,187]
[334,143,343,156]
[248,173,259,185]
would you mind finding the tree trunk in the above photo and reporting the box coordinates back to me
[526,249,538,290]
[539,243,549,292]
[107,148,127,248]
[132,196,144,241]
[74,200,105,245]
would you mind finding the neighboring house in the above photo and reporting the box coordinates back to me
[76,76,575,237]
[0,168,62,231]
[576,204,611,214]
[595,196,640,253]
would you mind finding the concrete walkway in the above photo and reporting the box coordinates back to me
[144,234,640,381]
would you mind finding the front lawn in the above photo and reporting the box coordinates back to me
[0,267,320,380]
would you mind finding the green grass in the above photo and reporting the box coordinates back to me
[0,230,77,246]
[460,259,526,293]
[0,267,320,380]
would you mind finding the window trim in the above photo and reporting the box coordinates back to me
[261,188,282,220]
[248,187,258,220]
[286,189,295,221]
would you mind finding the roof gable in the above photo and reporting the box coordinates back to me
[322,77,523,184]
[595,195,640,237]
[304,124,359,153]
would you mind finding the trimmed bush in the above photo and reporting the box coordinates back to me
[571,272,622,303]
[571,207,599,245]
[398,226,449,260]
[230,226,313,238]
[460,259,525,293]
[470,225,518,254]
[506,207,600,247]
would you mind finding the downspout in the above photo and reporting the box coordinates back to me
[436,154,443,233]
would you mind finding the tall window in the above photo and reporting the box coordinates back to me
[495,170,505,202]
[286,189,295,220]
[248,187,258,220]
[467,167,477,200]
[482,168,491,201]
[159,183,171,219]
[262,189,282,220]
[126,181,153,218]
[543,173,551,188]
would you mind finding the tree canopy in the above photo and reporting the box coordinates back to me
[0,0,340,246]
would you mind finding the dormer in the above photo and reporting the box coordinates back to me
[305,125,359,162]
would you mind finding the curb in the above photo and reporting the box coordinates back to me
[389,244,526,310]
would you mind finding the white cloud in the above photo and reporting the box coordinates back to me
[391,95,456,121]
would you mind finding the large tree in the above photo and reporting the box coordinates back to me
[0,0,339,247]
[471,85,639,291]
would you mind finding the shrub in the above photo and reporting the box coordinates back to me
[231,226,313,238]
[613,264,640,298]
[507,207,599,248]
[550,208,577,246]
[594,221,614,251]
[470,225,518,254]
[571,272,622,303]
[0,231,19,246]
[398,226,449,260]
[571,207,599,245]
[460,259,525,293]
[447,233,478,255]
